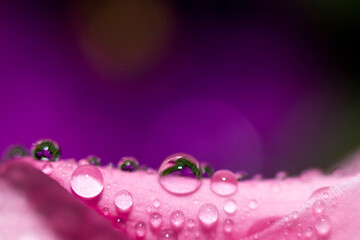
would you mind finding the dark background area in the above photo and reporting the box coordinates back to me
[0,0,359,177]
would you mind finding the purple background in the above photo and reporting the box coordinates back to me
[1,0,360,177]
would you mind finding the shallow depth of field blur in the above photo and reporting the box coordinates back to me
[0,0,359,177]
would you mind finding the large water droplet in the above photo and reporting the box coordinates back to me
[200,163,214,178]
[158,229,178,240]
[42,163,54,175]
[70,165,104,199]
[118,156,139,172]
[198,203,219,228]
[315,215,331,236]
[135,221,146,238]
[114,190,133,213]
[223,199,237,215]
[223,219,234,233]
[210,170,238,196]
[158,154,202,195]
[149,212,162,229]
[170,210,185,230]
[32,139,61,161]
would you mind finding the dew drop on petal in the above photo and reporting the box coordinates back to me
[312,200,325,215]
[309,186,330,200]
[198,203,219,228]
[87,155,101,166]
[70,165,104,199]
[42,163,54,175]
[114,190,133,213]
[149,212,162,229]
[78,159,89,166]
[223,199,237,215]
[186,219,196,230]
[210,170,238,196]
[304,227,313,238]
[158,229,178,240]
[235,170,248,181]
[153,199,161,208]
[275,171,287,180]
[200,163,214,178]
[135,221,146,238]
[158,154,202,195]
[32,139,61,161]
[118,156,139,172]
[170,210,185,229]
[5,145,28,159]
[223,219,234,233]
[248,199,259,210]
[315,215,331,236]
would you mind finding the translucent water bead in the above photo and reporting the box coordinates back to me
[70,165,104,199]
[32,139,61,161]
[211,170,238,196]
[118,156,139,172]
[158,154,202,195]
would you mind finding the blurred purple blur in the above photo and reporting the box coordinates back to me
[1,0,359,177]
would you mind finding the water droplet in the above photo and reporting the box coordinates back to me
[42,163,54,175]
[153,199,161,208]
[146,168,155,174]
[223,219,234,233]
[235,170,248,181]
[170,210,185,230]
[198,203,219,228]
[158,229,178,240]
[223,199,237,215]
[5,145,28,159]
[70,165,104,199]
[309,186,330,200]
[87,155,101,166]
[32,139,61,161]
[315,215,331,236]
[135,221,146,238]
[312,200,325,214]
[275,171,287,180]
[78,159,89,166]
[114,190,133,213]
[158,154,202,195]
[210,170,238,196]
[118,156,139,172]
[292,211,299,220]
[304,227,313,238]
[113,218,126,231]
[200,163,214,178]
[146,205,152,213]
[248,199,258,210]
[149,212,162,229]
[186,219,195,230]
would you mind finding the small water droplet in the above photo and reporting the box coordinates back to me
[114,190,133,213]
[223,219,234,233]
[200,163,214,178]
[149,212,162,229]
[235,170,248,181]
[211,170,238,196]
[275,171,287,180]
[223,199,237,215]
[158,154,202,195]
[146,205,152,213]
[135,221,146,238]
[304,227,313,238]
[158,229,178,240]
[118,156,139,172]
[198,203,219,228]
[87,155,101,166]
[146,168,155,174]
[315,215,331,236]
[5,145,28,159]
[170,210,185,230]
[153,199,161,208]
[248,199,258,210]
[309,186,330,200]
[42,163,54,175]
[78,159,89,166]
[292,211,299,220]
[70,165,104,199]
[186,219,195,230]
[32,139,61,161]
[312,200,325,214]
[113,218,126,231]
